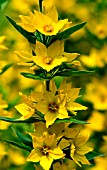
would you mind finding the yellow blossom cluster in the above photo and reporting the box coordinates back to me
[0,0,106,170]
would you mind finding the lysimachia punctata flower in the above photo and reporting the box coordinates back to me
[0,96,12,130]
[58,80,87,115]
[32,40,67,72]
[27,132,65,170]
[18,7,68,36]
[53,160,76,170]
[35,88,69,127]
[34,121,65,140]
[0,36,8,50]
[70,134,93,166]
[84,78,107,110]
[15,80,87,127]
[15,40,79,72]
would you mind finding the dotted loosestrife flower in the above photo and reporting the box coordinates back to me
[15,92,43,119]
[0,96,12,130]
[35,89,69,128]
[58,80,87,115]
[0,36,8,50]
[53,160,76,170]
[27,132,65,170]
[32,40,67,72]
[18,7,68,35]
[15,40,79,72]
[33,121,65,141]
[70,134,93,166]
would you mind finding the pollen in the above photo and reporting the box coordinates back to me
[42,146,49,155]
[48,102,59,113]
[44,24,54,33]
[45,57,52,64]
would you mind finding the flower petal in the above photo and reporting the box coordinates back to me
[40,155,53,170]
[49,147,65,159]
[45,111,58,128]
[27,149,41,162]
[15,103,34,119]
[46,7,58,23]
[36,41,47,57]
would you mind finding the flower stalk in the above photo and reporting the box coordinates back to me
[39,0,43,13]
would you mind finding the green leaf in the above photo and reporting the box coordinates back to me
[53,76,64,88]
[55,70,94,76]
[55,117,88,124]
[20,72,43,80]
[0,116,43,123]
[23,162,35,170]
[0,0,8,11]
[5,15,36,44]
[49,22,86,44]
[12,128,33,148]
[86,151,105,160]
[2,139,32,152]
[0,63,13,75]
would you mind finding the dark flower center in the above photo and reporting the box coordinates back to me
[48,102,59,113]
[44,24,54,33]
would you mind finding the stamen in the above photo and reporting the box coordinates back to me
[48,102,59,113]
[44,24,54,33]
[45,57,52,64]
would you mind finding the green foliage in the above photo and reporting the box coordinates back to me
[12,128,33,148]
[0,63,13,75]
[55,70,95,76]
[49,22,87,45]
[0,0,8,11]
[86,151,105,160]
[55,117,89,124]
[5,15,36,44]
[0,117,42,123]
[2,139,32,152]
[20,72,43,80]
[0,116,88,124]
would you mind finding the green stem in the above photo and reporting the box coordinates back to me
[46,80,50,91]
[39,0,43,13]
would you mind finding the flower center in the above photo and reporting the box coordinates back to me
[42,146,49,155]
[48,102,59,113]
[44,24,54,33]
[45,57,52,64]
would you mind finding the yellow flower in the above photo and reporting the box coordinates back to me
[89,157,107,170]
[0,95,8,109]
[58,80,87,115]
[0,109,12,130]
[84,78,107,110]
[32,40,67,72]
[0,143,7,161]
[34,121,65,140]
[80,48,105,68]
[18,7,68,35]
[15,91,43,119]
[15,50,33,67]
[53,160,76,170]
[70,134,93,166]
[15,40,79,72]
[86,111,105,132]
[0,36,8,50]
[19,11,37,32]
[8,149,26,165]
[27,132,65,170]
[35,90,69,127]
[0,96,11,130]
